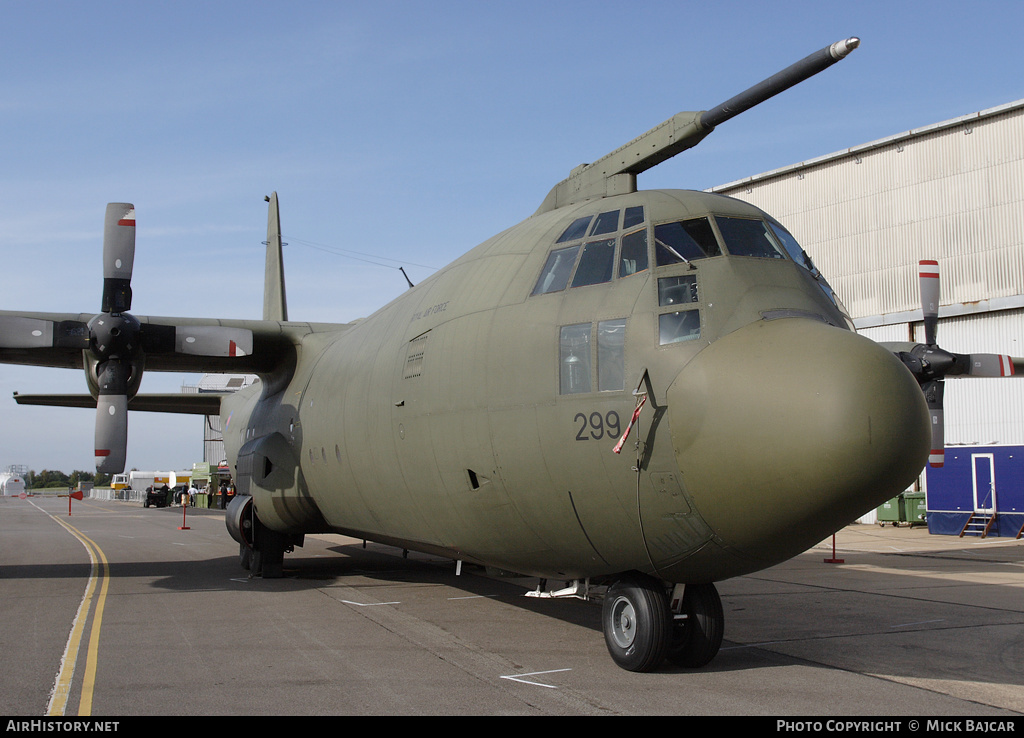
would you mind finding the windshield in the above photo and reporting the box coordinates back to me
[765,219,849,317]
[654,218,721,265]
[715,217,786,259]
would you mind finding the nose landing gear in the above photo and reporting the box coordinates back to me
[601,573,724,672]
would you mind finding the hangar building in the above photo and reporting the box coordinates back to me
[184,373,258,468]
[712,99,1024,537]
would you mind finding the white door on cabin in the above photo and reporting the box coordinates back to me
[971,453,996,514]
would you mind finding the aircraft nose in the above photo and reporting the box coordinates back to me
[665,317,930,575]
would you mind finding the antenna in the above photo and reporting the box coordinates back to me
[399,266,414,289]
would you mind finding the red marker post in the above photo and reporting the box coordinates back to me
[64,489,84,516]
[179,499,190,531]
[824,534,844,564]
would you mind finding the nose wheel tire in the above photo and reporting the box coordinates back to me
[601,574,671,672]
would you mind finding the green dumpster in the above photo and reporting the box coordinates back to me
[876,496,905,526]
[903,491,927,526]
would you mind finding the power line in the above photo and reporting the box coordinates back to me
[283,235,439,272]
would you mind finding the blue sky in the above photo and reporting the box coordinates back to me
[2,0,1023,473]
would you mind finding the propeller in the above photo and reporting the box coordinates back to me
[91,204,138,473]
[895,260,1021,468]
[0,203,254,474]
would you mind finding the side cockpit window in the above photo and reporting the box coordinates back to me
[532,207,647,296]
[618,228,648,277]
[532,245,581,295]
[559,318,627,394]
[557,216,592,243]
[590,210,620,236]
[767,219,848,315]
[767,220,815,271]
[571,239,616,287]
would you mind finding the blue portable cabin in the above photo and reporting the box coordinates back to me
[925,445,1024,537]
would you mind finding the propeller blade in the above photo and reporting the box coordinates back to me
[174,326,254,357]
[966,354,1016,377]
[102,203,136,314]
[919,259,940,346]
[922,379,945,467]
[95,394,128,474]
[94,359,130,474]
[0,317,91,349]
[0,317,56,348]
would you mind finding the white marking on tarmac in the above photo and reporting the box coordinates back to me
[721,641,787,651]
[890,619,945,628]
[499,668,572,688]
[341,600,401,607]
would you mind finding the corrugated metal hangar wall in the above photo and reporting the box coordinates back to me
[713,100,1024,534]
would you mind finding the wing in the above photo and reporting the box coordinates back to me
[14,391,225,415]
[0,310,347,374]
[0,311,351,470]
[0,199,355,474]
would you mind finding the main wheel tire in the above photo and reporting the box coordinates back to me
[602,574,671,672]
[667,582,724,668]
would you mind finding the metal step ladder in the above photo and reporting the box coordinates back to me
[959,512,997,538]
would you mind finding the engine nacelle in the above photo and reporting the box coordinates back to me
[235,431,329,534]
[83,350,144,400]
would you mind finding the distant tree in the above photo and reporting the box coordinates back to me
[69,470,97,487]
[36,470,70,488]
[24,468,112,489]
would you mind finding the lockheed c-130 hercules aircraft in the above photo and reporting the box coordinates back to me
[2,37,1021,672]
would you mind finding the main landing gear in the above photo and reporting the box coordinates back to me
[601,573,724,672]
[226,494,299,579]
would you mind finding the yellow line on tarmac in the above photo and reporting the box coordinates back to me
[33,502,110,717]
[72,522,108,716]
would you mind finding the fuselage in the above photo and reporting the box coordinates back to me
[222,189,930,583]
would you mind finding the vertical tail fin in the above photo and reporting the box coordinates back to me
[263,192,288,322]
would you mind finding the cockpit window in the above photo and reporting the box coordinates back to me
[571,238,616,288]
[715,217,786,259]
[590,210,620,236]
[559,319,628,394]
[533,207,647,296]
[559,323,592,394]
[659,310,701,345]
[556,216,593,243]
[532,244,581,295]
[623,206,644,229]
[658,275,698,306]
[767,219,846,312]
[597,318,626,391]
[654,218,721,265]
[618,228,648,277]
[767,220,812,269]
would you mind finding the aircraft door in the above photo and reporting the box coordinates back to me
[629,375,714,574]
